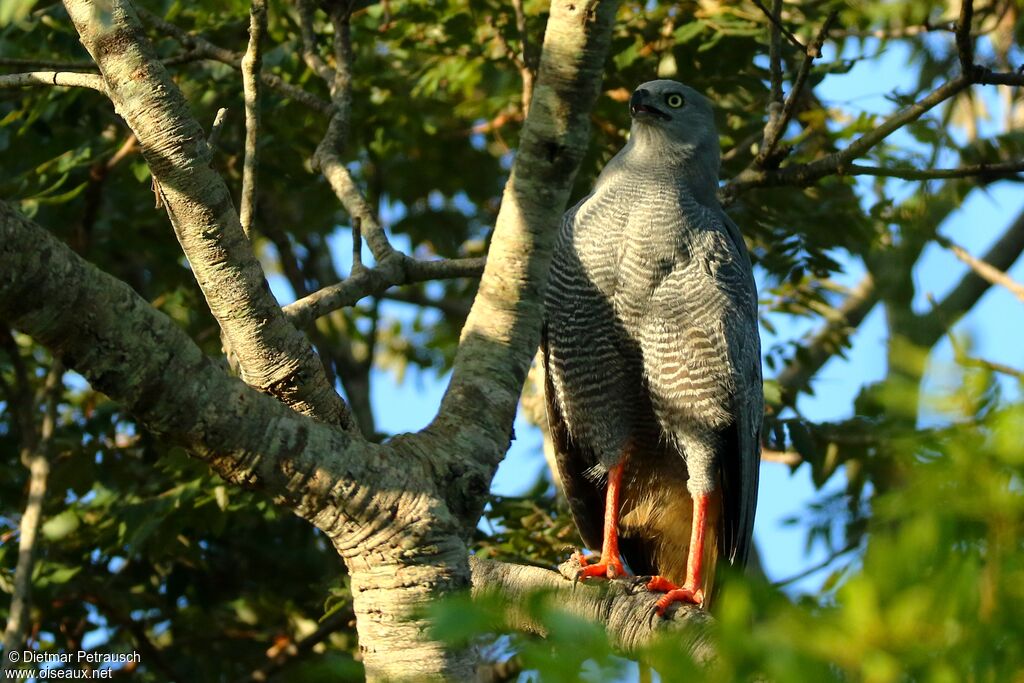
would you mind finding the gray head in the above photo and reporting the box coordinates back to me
[625,80,720,189]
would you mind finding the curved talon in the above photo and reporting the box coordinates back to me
[654,585,704,616]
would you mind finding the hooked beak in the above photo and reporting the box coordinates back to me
[629,89,670,121]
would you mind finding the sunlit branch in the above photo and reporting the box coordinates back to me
[469,557,715,663]
[913,208,1024,347]
[773,541,859,588]
[0,70,107,92]
[937,235,1024,304]
[207,107,229,149]
[308,5,397,264]
[283,255,486,328]
[761,0,783,152]
[296,0,334,82]
[0,362,62,668]
[239,0,267,238]
[65,0,350,427]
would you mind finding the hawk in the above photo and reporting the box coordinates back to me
[542,79,762,612]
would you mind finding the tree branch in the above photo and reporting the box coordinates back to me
[283,254,483,327]
[0,361,62,670]
[956,0,975,76]
[749,0,804,51]
[310,8,398,264]
[726,75,971,199]
[0,200,436,548]
[912,208,1024,346]
[760,0,783,158]
[239,0,267,238]
[0,70,107,92]
[841,159,1024,181]
[63,0,352,429]
[469,558,715,662]
[774,274,878,405]
[970,69,1024,87]
[431,0,618,528]
[296,0,334,83]
[937,235,1024,304]
[136,7,333,115]
[756,11,838,167]
[207,107,229,150]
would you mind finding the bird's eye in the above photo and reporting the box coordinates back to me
[665,93,685,108]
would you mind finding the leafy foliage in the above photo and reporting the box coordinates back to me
[2,0,1022,679]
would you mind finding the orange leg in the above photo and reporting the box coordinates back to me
[577,461,629,580]
[646,492,709,614]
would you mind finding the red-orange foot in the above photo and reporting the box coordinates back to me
[653,585,704,615]
[645,575,677,593]
[576,557,629,580]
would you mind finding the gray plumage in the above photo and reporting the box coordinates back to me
[543,80,762,594]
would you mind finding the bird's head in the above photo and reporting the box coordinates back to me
[627,80,720,176]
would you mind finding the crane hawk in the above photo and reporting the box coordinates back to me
[542,79,762,613]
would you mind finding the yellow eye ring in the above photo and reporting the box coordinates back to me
[665,93,685,108]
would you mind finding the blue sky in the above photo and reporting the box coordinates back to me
[262,36,1024,595]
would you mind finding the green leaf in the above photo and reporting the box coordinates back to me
[41,509,80,541]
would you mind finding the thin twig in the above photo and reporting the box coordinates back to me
[764,0,783,143]
[911,208,1024,347]
[936,235,1024,304]
[727,74,971,199]
[511,0,535,116]
[77,134,139,252]
[1,361,63,668]
[311,6,395,263]
[239,0,268,238]
[842,159,1024,181]
[956,0,975,76]
[207,107,229,149]
[283,255,486,328]
[0,71,107,92]
[773,541,859,588]
[137,7,333,114]
[756,11,838,167]
[351,217,364,269]
[297,0,334,82]
[749,0,804,51]
[959,355,1024,379]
